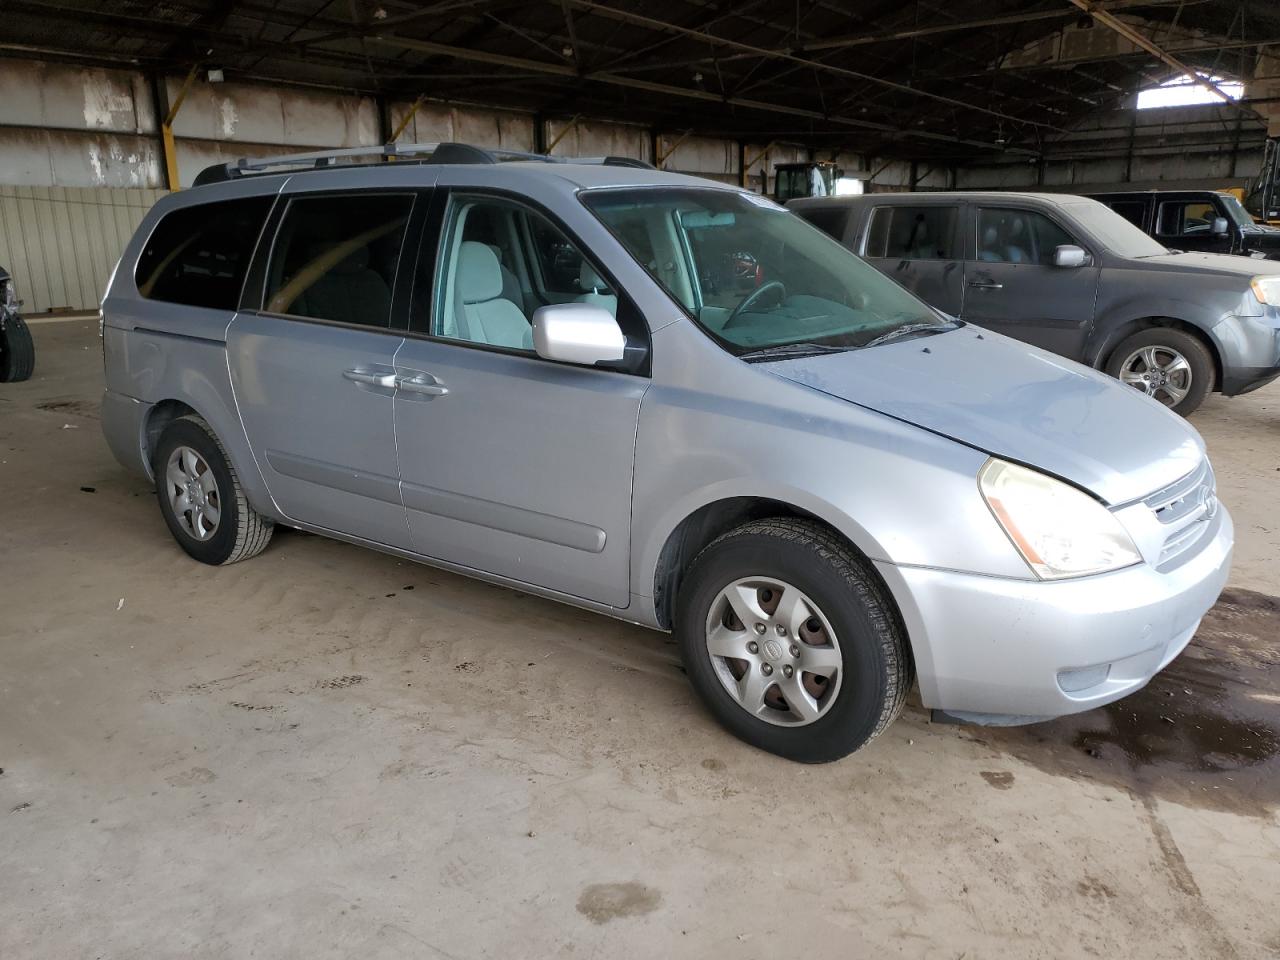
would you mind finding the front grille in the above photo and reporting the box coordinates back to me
[1145,459,1218,568]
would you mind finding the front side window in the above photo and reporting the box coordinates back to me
[136,196,273,309]
[263,193,412,328]
[582,187,946,357]
[429,195,619,352]
[1156,200,1218,237]
[865,206,958,260]
[976,208,1075,266]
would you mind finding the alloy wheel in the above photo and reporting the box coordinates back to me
[1118,344,1192,407]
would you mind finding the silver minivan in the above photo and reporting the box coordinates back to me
[101,143,1233,762]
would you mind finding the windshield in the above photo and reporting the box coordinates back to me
[1065,199,1169,258]
[581,187,944,356]
[1218,193,1254,229]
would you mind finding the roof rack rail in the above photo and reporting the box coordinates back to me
[192,141,655,186]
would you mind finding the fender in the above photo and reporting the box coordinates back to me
[1084,293,1230,368]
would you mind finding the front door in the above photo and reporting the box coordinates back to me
[391,192,646,607]
[961,205,1100,360]
[227,190,417,548]
[860,202,965,315]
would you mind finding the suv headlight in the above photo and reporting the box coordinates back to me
[1,277,17,313]
[1251,275,1280,307]
[979,459,1141,580]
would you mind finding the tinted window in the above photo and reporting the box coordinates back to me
[794,206,850,242]
[135,197,272,309]
[263,194,412,328]
[976,208,1075,266]
[1156,200,1218,236]
[1108,201,1148,229]
[865,206,958,260]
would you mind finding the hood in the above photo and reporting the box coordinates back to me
[765,326,1204,505]
[1137,250,1280,276]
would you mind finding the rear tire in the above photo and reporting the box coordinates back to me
[0,315,35,382]
[1105,327,1213,416]
[674,518,912,763]
[153,414,273,565]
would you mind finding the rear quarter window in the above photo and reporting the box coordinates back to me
[135,196,274,309]
[794,206,850,243]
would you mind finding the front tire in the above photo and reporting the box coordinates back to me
[674,518,912,763]
[1105,328,1213,416]
[153,415,273,565]
[0,315,35,382]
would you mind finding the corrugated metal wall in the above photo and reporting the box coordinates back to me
[0,186,165,313]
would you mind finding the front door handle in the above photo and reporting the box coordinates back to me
[967,280,1004,290]
[343,368,397,388]
[395,374,449,398]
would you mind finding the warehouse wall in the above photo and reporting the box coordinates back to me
[2,54,915,314]
[0,186,166,313]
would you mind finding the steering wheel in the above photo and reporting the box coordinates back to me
[723,281,787,329]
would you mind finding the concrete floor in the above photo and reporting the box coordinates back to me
[2,319,1278,959]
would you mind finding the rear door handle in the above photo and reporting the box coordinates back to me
[343,369,397,388]
[395,374,448,398]
[967,280,1003,290]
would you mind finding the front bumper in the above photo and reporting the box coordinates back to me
[874,506,1233,719]
[1215,312,1280,396]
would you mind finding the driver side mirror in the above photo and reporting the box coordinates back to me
[1212,216,1230,237]
[1053,244,1089,268]
[532,303,626,366]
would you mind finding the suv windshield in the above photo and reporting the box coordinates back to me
[581,187,946,356]
[1064,199,1170,258]
[1218,193,1254,228]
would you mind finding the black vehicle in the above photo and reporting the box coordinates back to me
[1088,189,1280,260]
[0,264,34,382]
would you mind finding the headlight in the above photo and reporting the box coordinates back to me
[1250,275,1280,307]
[1,278,16,313]
[979,459,1141,580]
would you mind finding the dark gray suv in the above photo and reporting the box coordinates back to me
[790,191,1280,415]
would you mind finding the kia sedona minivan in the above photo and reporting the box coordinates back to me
[101,144,1232,762]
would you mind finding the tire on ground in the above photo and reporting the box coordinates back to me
[674,517,912,763]
[152,414,274,565]
[0,316,35,382]
[1104,326,1214,416]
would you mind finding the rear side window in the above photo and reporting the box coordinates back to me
[795,206,850,242]
[135,197,273,309]
[864,206,958,260]
[1108,201,1148,229]
[263,194,413,328]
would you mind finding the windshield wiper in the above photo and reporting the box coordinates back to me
[862,321,955,349]
[739,342,850,362]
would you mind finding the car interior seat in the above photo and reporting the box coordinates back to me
[453,241,533,350]
[979,226,1003,262]
[485,243,524,310]
[1004,217,1030,263]
[575,261,618,317]
[906,215,934,258]
[293,243,391,324]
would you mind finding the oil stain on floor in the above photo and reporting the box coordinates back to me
[978,588,1280,817]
